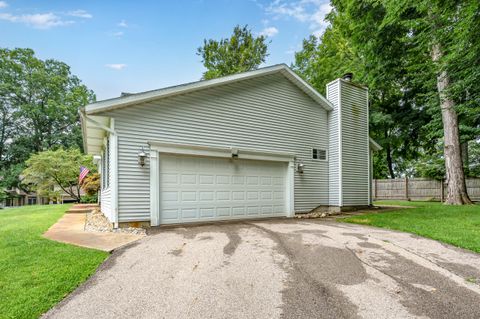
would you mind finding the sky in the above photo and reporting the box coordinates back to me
[0,0,332,100]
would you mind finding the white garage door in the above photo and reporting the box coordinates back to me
[159,154,287,224]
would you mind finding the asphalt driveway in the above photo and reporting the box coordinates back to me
[44,219,480,319]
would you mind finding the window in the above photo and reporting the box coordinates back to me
[312,148,327,161]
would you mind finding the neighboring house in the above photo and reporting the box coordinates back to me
[1,188,41,207]
[81,64,381,227]
[1,186,83,208]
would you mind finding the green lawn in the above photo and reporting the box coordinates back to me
[0,205,108,319]
[342,200,480,253]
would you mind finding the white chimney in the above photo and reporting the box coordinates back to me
[326,76,370,208]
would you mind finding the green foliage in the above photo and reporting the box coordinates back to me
[22,148,95,202]
[469,140,480,177]
[81,172,100,196]
[0,204,107,318]
[197,25,269,80]
[80,193,98,203]
[0,48,95,195]
[0,163,26,202]
[292,0,479,179]
[0,163,25,188]
[342,200,480,253]
[292,31,360,96]
[414,156,446,180]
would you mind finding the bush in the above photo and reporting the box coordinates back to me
[80,194,98,203]
[81,173,100,196]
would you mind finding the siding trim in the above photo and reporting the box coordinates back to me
[338,80,343,207]
[366,88,371,206]
[149,149,160,226]
[286,161,295,217]
[111,118,119,226]
[148,140,295,162]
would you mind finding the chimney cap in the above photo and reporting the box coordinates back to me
[342,73,353,81]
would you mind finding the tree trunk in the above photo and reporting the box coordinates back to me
[384,130,395,179]
[431,43,472,205]
[386,147,395,179]
[461,141,469,175]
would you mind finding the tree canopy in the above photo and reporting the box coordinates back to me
[22,148,95,202]
[292,0,479,203]
[197,25,269,80]
[0,48,94,196]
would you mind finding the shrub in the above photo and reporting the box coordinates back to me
[81,173,100,196]
[80,194,98,203]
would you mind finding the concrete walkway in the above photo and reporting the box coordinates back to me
[43,212,144,252]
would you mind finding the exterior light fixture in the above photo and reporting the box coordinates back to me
[138,147,147,167]
[342,72,353,82]
[296,160,305,174]
[231,148,239,159]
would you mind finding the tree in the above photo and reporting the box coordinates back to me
[22,149,95,202]
[298,0,477,204]
[197,25,269,80]
[292,3,432,179]
[0,48,95,197]
[380,0,475,204]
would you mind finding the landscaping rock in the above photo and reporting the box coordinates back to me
[85,209,146,236]
[295,211,332,219]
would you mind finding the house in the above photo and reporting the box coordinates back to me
[0,185,84,208]
[1,188,40,207]
[81,64,381,227]
[0,187,80,208]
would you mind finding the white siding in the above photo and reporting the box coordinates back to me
[100,135,115,222]
[326,80,340,206]
[340,81,369,206]
[102,73,330,222]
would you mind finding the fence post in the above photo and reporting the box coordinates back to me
[405,177,409,201]
[440,179,445,202]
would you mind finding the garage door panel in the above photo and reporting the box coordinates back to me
[163,209,179,220]
[217,207,231,217]
[159,155,287,224]
[232,207,246,216]
[181,208,197,219]
[181,174,196,184]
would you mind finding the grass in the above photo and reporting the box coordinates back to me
[0,205,108,319]
[342,200,480,253]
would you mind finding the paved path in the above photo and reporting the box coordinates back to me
[44,220,480,318]
[43,213,144,252]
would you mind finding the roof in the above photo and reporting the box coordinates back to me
[83,64,334,115]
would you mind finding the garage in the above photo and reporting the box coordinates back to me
[158,154,289,224]
[83,64,373,226]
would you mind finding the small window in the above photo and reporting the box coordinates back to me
[312,148,327,160]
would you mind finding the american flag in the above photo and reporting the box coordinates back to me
[79,166,90,183]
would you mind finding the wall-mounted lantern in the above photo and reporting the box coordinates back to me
[138,147,147,167]
[296,160,305,174]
